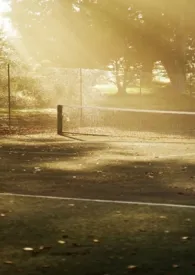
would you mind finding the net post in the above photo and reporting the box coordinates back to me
[57,105,63,135]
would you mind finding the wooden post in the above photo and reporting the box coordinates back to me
[8,64,11,130]
[57,105,63,135]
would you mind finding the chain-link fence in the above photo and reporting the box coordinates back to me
[0,66,111,134]
[1,64,195,135]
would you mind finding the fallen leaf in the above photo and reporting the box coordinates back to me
[181,236,190,240]
[58,240,66,244]
[34,167,41,173]
[172,264,180,268]
[160,216,167,219]
[4,261,13,265]
[93,239,100,243]
[23,247,34,251]
[127,265,137,270]
[0,213,6,217]
[34,167,41,171]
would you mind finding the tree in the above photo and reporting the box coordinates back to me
[72,0,194,94]
[10,0,195,95]
[0,29,12,103]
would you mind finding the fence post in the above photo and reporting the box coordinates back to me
[8,63,11,130]
[139,69,142,95]
[57,105,63,135]
[79,68,83,126]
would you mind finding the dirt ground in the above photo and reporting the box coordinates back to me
[0,133,195,205]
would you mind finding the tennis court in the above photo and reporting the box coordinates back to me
[0,128,195,204]
[1,194,195,275]
[1,106,195,274]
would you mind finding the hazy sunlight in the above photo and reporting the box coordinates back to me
[0,0,9,14]
[0,0,14,36]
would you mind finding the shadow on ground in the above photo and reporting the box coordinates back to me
[0,138,195,205]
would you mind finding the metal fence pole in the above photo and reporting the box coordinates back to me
[57,105,63,135]
[139,70,142,95]
[8,63,11,130]
[79,68,83,126]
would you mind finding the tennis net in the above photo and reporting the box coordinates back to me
[58,105,195,141]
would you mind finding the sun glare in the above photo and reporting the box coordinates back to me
[0,0,16,37]
[0,0,10,14]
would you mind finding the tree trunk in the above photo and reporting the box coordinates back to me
[117,85,127,96]
[142,60,154,87]
[115,61,127,96]
[162,55,186,94]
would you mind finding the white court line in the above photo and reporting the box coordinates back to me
[1,192,195,209]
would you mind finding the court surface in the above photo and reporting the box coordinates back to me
[0,133,195,206]
[1,133,195,275]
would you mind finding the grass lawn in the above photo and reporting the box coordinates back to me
[94,84,150,95]
[93,84,195,111]
[1,195,195,275]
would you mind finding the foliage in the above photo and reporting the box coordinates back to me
[9,0,195,94]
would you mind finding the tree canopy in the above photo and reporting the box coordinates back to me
[9,0,195,93]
